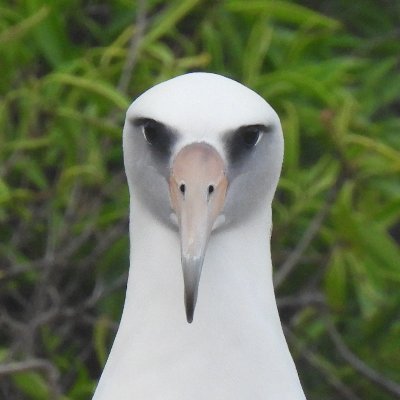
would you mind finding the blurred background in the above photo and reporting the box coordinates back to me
[0,0,399,399]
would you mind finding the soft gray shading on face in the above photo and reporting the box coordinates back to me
[222,123,283,228]
[123,118,177,228]
[123,72,284,231]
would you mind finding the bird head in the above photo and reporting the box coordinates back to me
[123,73,283,323]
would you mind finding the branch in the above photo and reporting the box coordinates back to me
[76,218,128,269]
[274,201,330,288]
[274,183,339,289]
[326,319,400,398]
[285,327,362,400]
[277,291,325,309]
[117,0,147,95]
[0,359,60,398]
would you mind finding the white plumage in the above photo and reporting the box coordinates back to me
[93,73,306,399]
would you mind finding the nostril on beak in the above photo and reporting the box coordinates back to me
[207,185,215,201]
[180,183,186,195]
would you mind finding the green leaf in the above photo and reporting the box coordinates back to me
[242,17,273,85]
[25,0,72,66]
[0,178,11,204]
[4,137,51,151]
[66,362,96,399]
[346,252,387,318]
[94,316,113,367]
[55,107,120,137]
[21,160,49,190]
[0,7,49,46]
[143,0,201,46]
[281,101,300,174]
[333,185,400,280]
[13,371,50,400]
[0,348,9,362]
[59,164,104,188]
[256,70,335,105]
[325,249,347,311]
[227,0,340,29]
[345,134,400,168]
[46,73,129,110]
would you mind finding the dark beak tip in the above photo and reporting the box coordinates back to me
[185,299,195,324]
[183,267,200,324]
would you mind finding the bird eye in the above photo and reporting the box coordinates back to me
[225,124,272,164]
[240,127,262,147]
[133,118,176,159]
[143,120,163,146]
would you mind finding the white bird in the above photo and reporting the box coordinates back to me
[93,73,306,399]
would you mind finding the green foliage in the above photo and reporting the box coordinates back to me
[0,0,399,399]
[13,372,50,400]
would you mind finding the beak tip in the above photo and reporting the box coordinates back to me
[185,297,195,324]
[183,257,201,325]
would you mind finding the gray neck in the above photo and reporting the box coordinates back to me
[93,199,306,399]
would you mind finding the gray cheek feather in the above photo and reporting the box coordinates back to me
[125,127,176,229]
[223,133,282,227]
[138,169,173,226]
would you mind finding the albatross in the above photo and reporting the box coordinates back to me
[93,73,306,399]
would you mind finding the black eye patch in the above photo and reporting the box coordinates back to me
[225,124,272,164]
[132,118,176,159]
